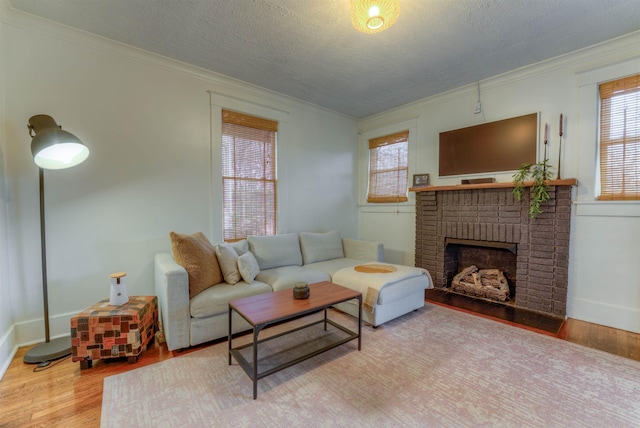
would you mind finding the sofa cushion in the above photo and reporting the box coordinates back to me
[256,266,330,292]
[332,275,428,307]
[303,258,364,279]
[247,233,302,270]
[376,275,429,305]
[215,243,241,285]
[190,280,272,318]
[299,230,345,264]
[169,231,222,298]
[237,251,260,284]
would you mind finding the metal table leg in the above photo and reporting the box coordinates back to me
[228,305,233,365]
[358,295,362,351]
[324,307,328,331]
[253,325,261,399]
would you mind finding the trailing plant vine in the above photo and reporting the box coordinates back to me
[512,159,552,219]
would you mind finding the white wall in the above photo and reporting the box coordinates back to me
[0,4,359,376]
[0,8,16,376]
[359,31,640,334]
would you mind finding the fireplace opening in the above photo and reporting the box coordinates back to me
[444,238,517,305]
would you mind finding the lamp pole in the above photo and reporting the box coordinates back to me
[23,167,73,364]
[39,168,50,343]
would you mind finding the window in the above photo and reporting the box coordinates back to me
[599,73,640,200]
[221,110,277,240]
[367,130,409,203]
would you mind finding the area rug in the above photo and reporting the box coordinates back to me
[101,304,640,427]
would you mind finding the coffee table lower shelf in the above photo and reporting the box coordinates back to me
[229,316,359,390]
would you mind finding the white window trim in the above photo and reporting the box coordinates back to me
[575,56,640,216]
[208,91,289,241]
[359,118,418,210]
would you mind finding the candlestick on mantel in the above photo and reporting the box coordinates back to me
[544,123,548,143]
[557,114,563,179]
[543,123,548,173]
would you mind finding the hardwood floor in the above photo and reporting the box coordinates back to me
[562,318,640,361]
[1,316,639,428]
[0,341,199,428]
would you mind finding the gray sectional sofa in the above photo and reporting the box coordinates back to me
[155,230,430,351]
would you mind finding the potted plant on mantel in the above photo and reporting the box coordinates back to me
[512,159,553,219]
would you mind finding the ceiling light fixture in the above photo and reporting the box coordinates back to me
[351,0,400,34]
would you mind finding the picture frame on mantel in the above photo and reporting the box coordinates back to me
[413,174,430,188]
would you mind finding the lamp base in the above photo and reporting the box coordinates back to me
[23,336,71,364]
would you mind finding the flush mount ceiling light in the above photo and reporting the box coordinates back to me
[351,0,400,34]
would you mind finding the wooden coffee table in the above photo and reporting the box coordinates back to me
[228,281,362,399]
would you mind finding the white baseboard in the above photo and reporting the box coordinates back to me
[13,310,77,346]
[0,310,79,379]
[0,325,18,380]
[567,298,640,334]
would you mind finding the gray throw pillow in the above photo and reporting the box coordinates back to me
[237,251,260,284]
[229,239,249,256]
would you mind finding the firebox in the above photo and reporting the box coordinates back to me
[444,239,517,304]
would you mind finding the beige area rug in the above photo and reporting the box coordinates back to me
[102,305,640,427]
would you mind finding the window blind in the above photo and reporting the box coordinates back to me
[599,74,640,200]
[367,130,409,203]
[222,110,277,240]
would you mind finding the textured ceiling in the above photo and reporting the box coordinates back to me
[9,0,640,118]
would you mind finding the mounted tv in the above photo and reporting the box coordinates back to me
[439,113,538,176]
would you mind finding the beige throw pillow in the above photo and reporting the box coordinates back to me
[215,243,241,285]
[169,231,223,298]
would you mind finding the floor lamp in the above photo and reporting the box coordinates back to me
[23,114,90,364]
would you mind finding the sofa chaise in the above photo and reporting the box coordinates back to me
[155,230,432,351]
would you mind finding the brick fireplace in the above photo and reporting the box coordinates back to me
[414,179,576,317]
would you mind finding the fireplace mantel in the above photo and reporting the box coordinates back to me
[410,178,577,193]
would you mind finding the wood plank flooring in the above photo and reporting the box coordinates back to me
[1,313,639,428]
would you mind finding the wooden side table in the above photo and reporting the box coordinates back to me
[70,295,158,369]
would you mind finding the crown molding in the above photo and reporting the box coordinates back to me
[0,0,355,122]
[360,29,640,126]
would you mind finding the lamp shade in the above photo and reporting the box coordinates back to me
[28,115,89,170]
[351,0,400,34]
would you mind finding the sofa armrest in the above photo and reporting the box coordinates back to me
[154,253,190,351]
[342,238,384,262]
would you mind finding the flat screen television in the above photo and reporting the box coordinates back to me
[439,113,538,177]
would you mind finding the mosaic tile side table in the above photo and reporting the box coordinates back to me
[70,295,158,369]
